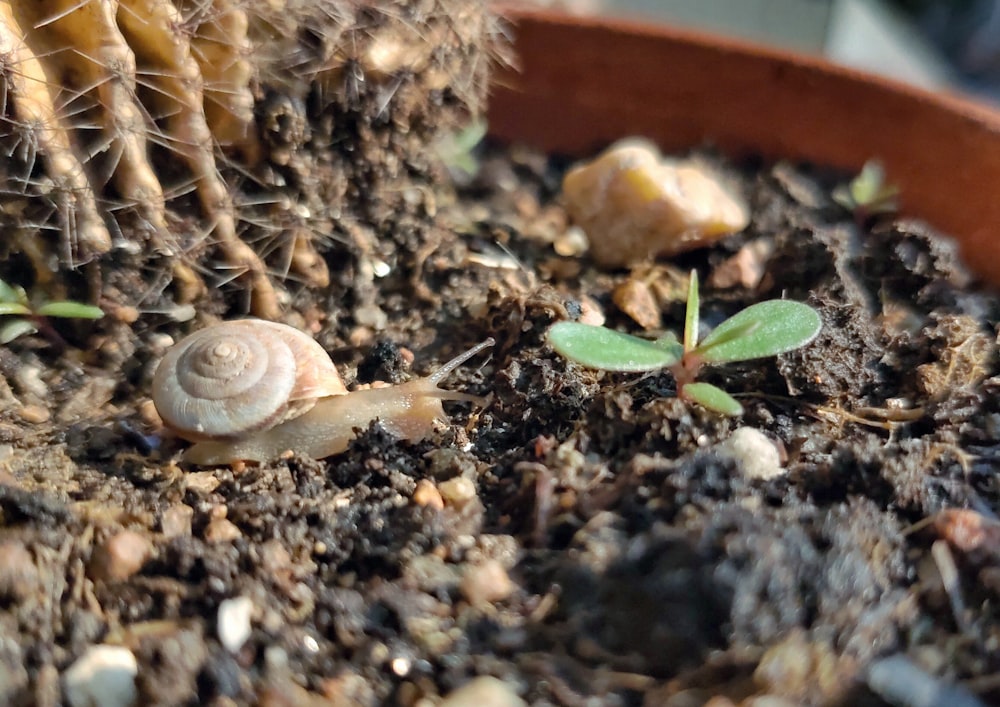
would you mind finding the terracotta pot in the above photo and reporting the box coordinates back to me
[488,7,1000,285]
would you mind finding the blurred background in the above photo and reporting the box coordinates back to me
[535,0,1000,103]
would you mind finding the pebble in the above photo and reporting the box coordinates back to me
[0,540,38,600]
[320,670,375,704]
[714,427,785,480]
[577,294,606,327]
[459,560,516,606]
[612,278,661,329]
[88,530,152,583]
[404,555,462,594]
[204,517,242,543]
[438,477,477,509]
[13,364,46,399]
[160,505,193,538]
[217,596,254,654]
[19,404,50,424]
[708,240,773,290]
[62,645,138,707]
[553,225,588,257]
[184,471,221,494]
[562,138,749,268]
[354,303,387,330]
[438,676,527,707]
[867,654,986,707]
[413,479,444,510]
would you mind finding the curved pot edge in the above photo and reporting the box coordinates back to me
[488,5,1000,287]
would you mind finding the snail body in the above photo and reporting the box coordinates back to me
[152,320,492,465]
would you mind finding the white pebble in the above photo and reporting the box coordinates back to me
[63,645,137,707]
[715,427,785,480]
[217,596,254,653]
[439,676,527,707]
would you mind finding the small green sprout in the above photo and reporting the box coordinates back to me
[0,277,104,345]
[832,159,899,221]
[547,271,821,415]
[434,118,487,180]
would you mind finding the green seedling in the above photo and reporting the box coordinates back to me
[434,118,488,180]
[547,271,821,415]
[0,278,104,345]
[832,159,899,221]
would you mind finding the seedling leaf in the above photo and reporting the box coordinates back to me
[655,331,681,349]
[0,302,32,316]
[832,160,899,215]
[0,279,19,303]
[547,321,681,372]
[36,301,105,319]
[0,319,37,344]
[682,382,744,416]
[694,318,760,352]
[698,300,821,363]
[684,270,699,352]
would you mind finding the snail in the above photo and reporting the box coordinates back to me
[151,319,493,465]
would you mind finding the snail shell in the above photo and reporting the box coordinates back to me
[152,319,346,441]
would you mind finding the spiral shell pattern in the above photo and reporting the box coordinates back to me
[152,320,345,440]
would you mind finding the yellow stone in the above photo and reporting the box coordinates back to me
[562,139,750,268]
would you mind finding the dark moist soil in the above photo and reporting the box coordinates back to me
[3,140,1000,707]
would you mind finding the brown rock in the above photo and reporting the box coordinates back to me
[160,505,193,538]
[613,278,661,329]
[204,518,242,543]
[88,530,152,583]
[459,560,516,606]
[562,139,749,268]
[413,479,445,510]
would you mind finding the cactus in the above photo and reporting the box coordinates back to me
[0,0,502,321]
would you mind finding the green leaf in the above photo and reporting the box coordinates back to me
[0,281,28,307]
[682,382,744,416]
[435,119,487,177]
[831,184,856,211]
[833,160,899,214]
[547,321,681,372]
[0,279,18,303]
[853,161,898,205]
[654,330,681,349]
[36,301,104,319]
[684,269,699,352]
[694,317,760,352]
[697,300,821,363]
[0,302,31,316]
[0,319,37,344]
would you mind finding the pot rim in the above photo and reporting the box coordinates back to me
[489,5,1000,285]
